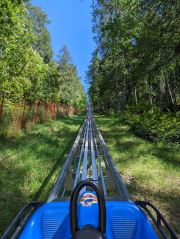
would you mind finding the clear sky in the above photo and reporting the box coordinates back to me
[31,0,95,92]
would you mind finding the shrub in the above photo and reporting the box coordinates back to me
[124,105,180,143]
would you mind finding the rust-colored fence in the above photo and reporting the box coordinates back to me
[0,97,76,137]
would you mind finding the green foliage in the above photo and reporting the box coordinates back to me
[0,1,86,124]
[89,0,180,113]
[88,0,179,143]
[57,46,86,109]
[27,4,53,63]
[124,105,180,143]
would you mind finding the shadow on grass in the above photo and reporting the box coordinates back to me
[152,145,180,166]
[0,116,84,235]
[0,116,84,159]
[96,115,180,234]
[98,118,179,168]
[128,179,180,233]
[0,163,29,236]
[0,116,84,148]
[32,127,80,201]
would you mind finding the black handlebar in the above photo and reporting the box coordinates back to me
[70,180,106,234]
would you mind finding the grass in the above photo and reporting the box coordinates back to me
[0,115,84,235]
[0,114,179,235]
[95,115,180,234]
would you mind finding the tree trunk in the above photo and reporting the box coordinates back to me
[134,87,138,105]
[165,79,175,107]
[115,75,121,113]
[20,96,26,129]
[111,98,115,109]
[148,76,153,106]
[122,76,126,109]
[34,100,39,123]
[0,92,5,118]
[171,88,177,108]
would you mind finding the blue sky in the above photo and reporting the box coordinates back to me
[31,0,95,92]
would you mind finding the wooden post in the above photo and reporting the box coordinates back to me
[45,102,49,121]
[34,100,39,123]
[21,95,26,129]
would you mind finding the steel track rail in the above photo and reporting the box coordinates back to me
[90,119,98,181]
[93,128,107,196]
[47,121,85,202]
[81,118,89,181]
[93,118,130,200]
[73,120,87,188]
[47,108,130,201]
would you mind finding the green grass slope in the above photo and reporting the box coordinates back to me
[0,116,84,235]
[95,115,180,234]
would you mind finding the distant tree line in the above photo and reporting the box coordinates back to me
[88,0,180,113]
[0,0,86,119]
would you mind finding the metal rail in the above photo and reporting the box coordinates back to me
[93,124,107,196]
[73,120,87,188]
[136,201,178,239]
[47,121,85,202]
[81,118,89,181]
[1,202,42,239]
[90,120,98,181]
[2,106,177,239]
[48,107,130,201]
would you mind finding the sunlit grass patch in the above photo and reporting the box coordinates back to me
[95,115,180,234]
[0,116,84,235]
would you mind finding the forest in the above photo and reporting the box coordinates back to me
[0,0,179,236]
[0,0,86,137]
[88,0,180,143]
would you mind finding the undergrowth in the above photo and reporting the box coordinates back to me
[96,115,180,234]
[124,105,180,143]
